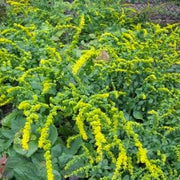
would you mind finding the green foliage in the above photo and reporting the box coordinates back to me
[0,0,180,179]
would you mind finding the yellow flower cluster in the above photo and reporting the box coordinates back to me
[19,0,29,5]
[122,32,134,42]
[38,109,57,148]
[148,110,157,115]
[158,87,171,94]
[87,108,111,125]
[47,47,62,62]
[0,93,13,107]
[40,59,46,65]
[14,23,36,43]
[112,138,128,180]
[99,32,119,43]
[1,28,17,35]
[127,157,134,176]
[144,74,157,82]
[76,110,88,140]
[92,93,109,99]
[0,38,17,48]
[141,93,146,100]
[18,101,31,110]
[22,113,38,150]
[90,115,106,162]
[82,145,94,164]
[7,0,28,14]
[64,154,90,176]
[72,47,96,75]
[104,144,116,163]
[65,164,91,179]
[43,140,54,180]
[125,121,165,179]
[66,134,81,148]
[22,117,32,150]
[42,81,51,94]
[20,99,50,150]
[175,144,180,162]
[55,24,75,30]
[70,14,85,50]
[18,67,48,83]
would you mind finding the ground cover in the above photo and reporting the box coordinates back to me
[0,0,180,179]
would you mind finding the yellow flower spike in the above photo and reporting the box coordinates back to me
[76,110,88,140]
[125,121,165,179]
[14,23,34,39]
[142,93,146,100]
[18,101,31,110]
[127,157,134,175]
[100,32,119,43]
[42,80,51,94]
[112,139,127,180]
[22,117,32,150]
[122,33,134,42]
[82,145,94,164]
[47,47,62,62]
[21,113,39,150]
[90,115,106,162]
[104,144,116,163]
[69,14,85,50]
[0,98,14,107]
[0,28,17,35]
[0,38,18,48]
[144,74,157,82]
[67,134,81,148]
[43,141,54,180]
[148,110,157,115]
[38,126,49,148]
[32,94,38,102]
[40,59,46,65]
[161,154,166,165]
[72,47,96,75]
[38,109,56,148]
[31,104,41,112]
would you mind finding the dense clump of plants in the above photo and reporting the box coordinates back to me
[0,0,180,179]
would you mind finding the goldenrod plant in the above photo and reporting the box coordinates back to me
[0,0,179,179]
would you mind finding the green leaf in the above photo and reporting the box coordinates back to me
[51,144,63,158]
[13,141,38,157]
[1,111,18,128]
[26,141,38,157]
[1,128,14,139]
[11,114,26,132]
[0,139,13,152]
[49,125,58,145]
[123,175,130,180]
[66,137,82,155]
[13,144,26,156]
[14,162,41,180]
[133,111,143,120]
[58,153,73,168]
[53,170,62,180]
